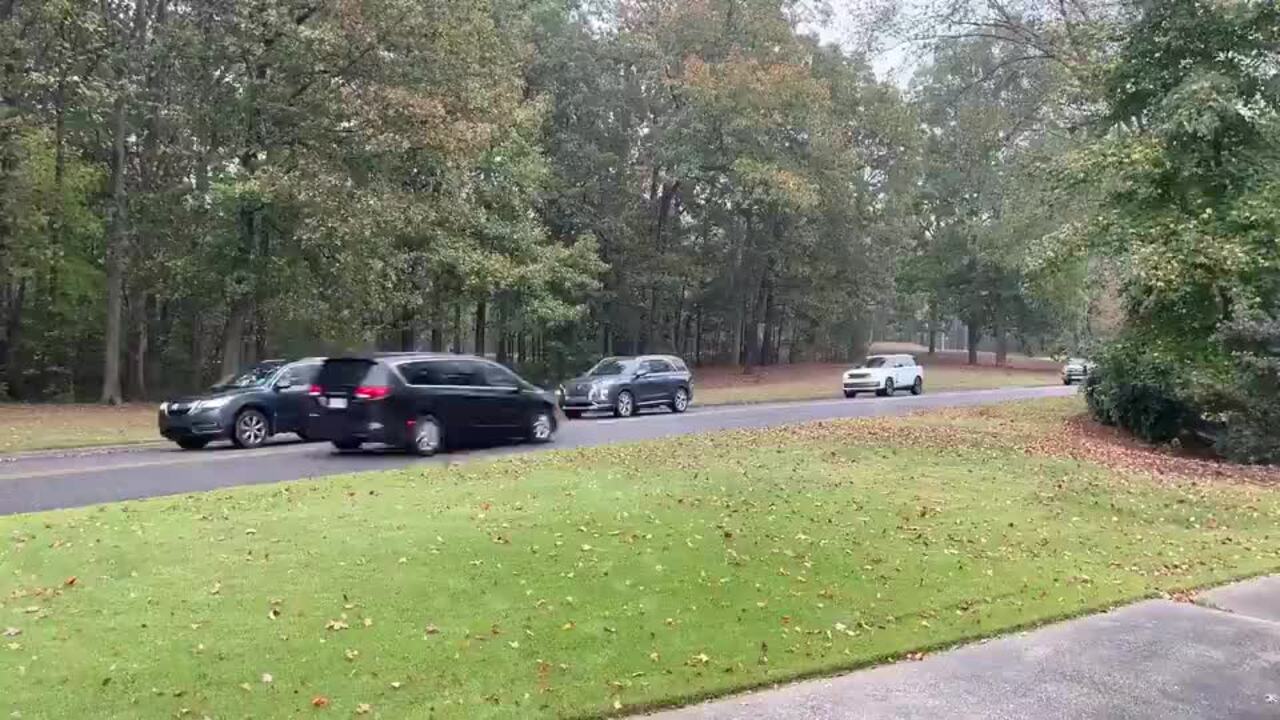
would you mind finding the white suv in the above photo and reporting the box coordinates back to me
[842,354,924,398]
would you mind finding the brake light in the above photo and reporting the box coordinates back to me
[308,384,323,396]
[354,385,391,400]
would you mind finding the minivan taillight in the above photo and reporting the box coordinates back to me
[354,385,391,400]
[308,384,323,396]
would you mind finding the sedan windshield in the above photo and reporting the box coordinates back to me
[215,362,283,390]
[587,358,633,377]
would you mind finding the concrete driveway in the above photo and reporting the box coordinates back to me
[646,576,1280,720]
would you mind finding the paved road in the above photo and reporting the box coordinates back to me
[0,385,1074,516]
[645,575,1280,720]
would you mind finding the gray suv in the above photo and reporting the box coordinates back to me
[558,355,693,418]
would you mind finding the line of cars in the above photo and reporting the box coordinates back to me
[159,350,1084,456]
[158,352,695,455]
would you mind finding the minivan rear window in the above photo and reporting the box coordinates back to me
[317,359,386,389]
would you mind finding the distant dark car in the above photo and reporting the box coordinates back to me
[158,358,325,450]
[304,353,558,455]
[558,355,692,418]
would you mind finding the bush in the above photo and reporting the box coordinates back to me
[1200,311,1280,464]
[1084,340,1196,444]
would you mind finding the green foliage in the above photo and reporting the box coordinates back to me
[1083,339,1196,443]
[1201,309,1280,464]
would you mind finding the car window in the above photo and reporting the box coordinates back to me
[480,363,522,388]
[281,364,320,385]
[587,358,633,376]
[216,361,285,389]
[864,357,887,368]
[643,359,673,373]
[668,357,688,372]
[399,361,447,386]
[317,359,386,389]
[435,360,481,386]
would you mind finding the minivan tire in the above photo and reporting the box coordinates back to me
[409,415,443,457]
[232,408,270,448]
[528,409,556,443]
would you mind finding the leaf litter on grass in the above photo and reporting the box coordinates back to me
[2,398,1280,719]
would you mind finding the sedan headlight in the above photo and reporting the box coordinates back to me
[159,401,169,414]
[192,396,233,412]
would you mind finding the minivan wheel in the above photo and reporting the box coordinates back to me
[176,438,208,450]
[528,409,555,443]
[671,387,690,413]
[910,376,923,395]
[614,391,635,418]
[409,415,443,457]
[876,378,895,397]
[232,409,269,448]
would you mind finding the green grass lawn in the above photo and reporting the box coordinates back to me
[0,403,159,454]
[4,399,1279,719]
[696,365,1059,406]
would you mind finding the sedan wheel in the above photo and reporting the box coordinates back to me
[671,387,690,413]
[911,376,923,395]
[614,390,635,418]
[176,438,209,451]
[528,410,555,443]
[410,416,443,457]
[232,409,269,448]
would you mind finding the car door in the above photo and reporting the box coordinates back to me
[400,360,477,439]
[273,363,320,434]
[475,361,527,432]
[633,359,664,404]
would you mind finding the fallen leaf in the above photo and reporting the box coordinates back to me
[613,698,622,710]
[239,683,252,692]
[64,576,77,587]
[389,681,403,690]
[424,624,440,636]
[209,582,221,596]
[261,673,274,684]
[362,618,373,628]
[325,619,349,631]
[2,628,20,638]
[311,696,329,708]
[344,648,359,661]
[355,703,372,715]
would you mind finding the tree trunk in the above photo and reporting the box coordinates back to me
[100,94,127,405]
[452,302,462,353]
[966,320,980,366]
[995,323,1009,367]
[399,307,416,351]
[221,299,249,377]
[128,294,149,399]
[191,313,206,390]
[474,299,487,357]
[4,280,25,399]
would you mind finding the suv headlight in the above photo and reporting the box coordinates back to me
[588,385,607,401]
[192,396,233,412]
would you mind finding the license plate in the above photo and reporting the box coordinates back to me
[327,397,348,409]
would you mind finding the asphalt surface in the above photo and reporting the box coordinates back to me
[0,385,1073,516]
[646,575,1280,720]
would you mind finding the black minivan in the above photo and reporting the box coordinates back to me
[304,353,559,455]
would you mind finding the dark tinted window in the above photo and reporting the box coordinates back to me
[434,360,481,386]
[864,357,888,368]
[217,361,285,389]
[399,361,446,386]
[481,363,521,387]
[643,359,674,373]
[317,359,385,389]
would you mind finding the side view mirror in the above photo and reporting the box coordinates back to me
[634,369,649,378]
[275,378,293,390]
